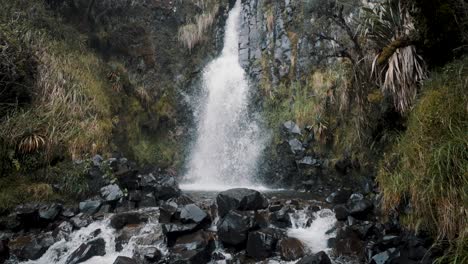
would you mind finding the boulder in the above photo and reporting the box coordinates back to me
[288,139,305,154]
[39,203,62,221]
[297,251,332,264]
[333,204,349,221]
[110,212,148,230]
[180,204,208,224]
[217,210,254,246]
[15,203,40,229]
[114,256,137,264]
[278,237,306,261]
[138,193,157,208]
[170,230,215,264]
[347,199,373,219]
[134,246,162,263]
[159,202,179,223]
[283,121,301,135]
[216,188,269,218]
[61,207,78,218]
[246,228,284,260]
[270,207,294,228]
[70,213,92,229]
[53,221,74,241]
[115,224,143,251]
[297,156,321,167]
[100,184,124,202]
[0,239,8,262]
[92,155,103,166]
[9,233,55,261]
[66,238,106,264]
[371,248,398,264]
[326,190,352,204]
[128,191,142,202]
[79,200,102,215]
[155,175,181,200]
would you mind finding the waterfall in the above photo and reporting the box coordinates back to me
[181,0,266,191]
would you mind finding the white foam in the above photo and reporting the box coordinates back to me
[287,209,337,254]
[180,183,272,192]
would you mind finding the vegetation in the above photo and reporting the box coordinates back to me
[0,0,185,210]
[378,57,468,263]
[261,0,466,259]
[178,0,220,51]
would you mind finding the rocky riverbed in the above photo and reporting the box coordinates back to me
[0,157,437,264]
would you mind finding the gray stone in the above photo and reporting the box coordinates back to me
[100,184,124,202]
[283,120,301,135]
[288,139,305,154]
[79,200,102,215]
[39,203,62,221]
[180,204,208,224]
[216,188,269,218]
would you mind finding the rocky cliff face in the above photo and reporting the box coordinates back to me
[236,0,366,191]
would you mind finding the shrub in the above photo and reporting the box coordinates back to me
[377,57,468,262]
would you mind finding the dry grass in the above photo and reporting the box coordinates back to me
[178,0,219,51]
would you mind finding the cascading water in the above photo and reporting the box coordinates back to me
[181,0,265,191]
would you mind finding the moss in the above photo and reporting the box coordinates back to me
[377,57,468,261]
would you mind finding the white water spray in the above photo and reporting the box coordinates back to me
[287,209,337,254]
[181,0,265,191]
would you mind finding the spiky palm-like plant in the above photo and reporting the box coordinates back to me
[361,0,427,112]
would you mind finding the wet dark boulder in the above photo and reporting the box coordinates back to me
[278,237,306,261]
[66,238,106,264]
[70,213,93,229]
[0,239,8,262]
[134,246,162,263]
[53,221,74,241]
[334,227,364,258]
[61,207,78,218]
[138,193,157,208]
[270,207,294,228]
[333,204,349,221]
[170,230,215,264]
[347,197,373,219]
[0,214,21,231]
[140,174,181,201]
[159,201,179,224]
[246,228,284,260]
[110,212,148,230]
[15,203,40,229]
[114,256,137,264]
[216,188,269,218]
[180,204,208,224]
[217,210,254,246]
[9,233,55,261]
[155,175,181,200]
[115,224,144,251]
[296,251,332,264]
[326,190,352,205]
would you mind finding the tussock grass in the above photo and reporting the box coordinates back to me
[178,0,219,51]
[377,57,468,262]
[0,0,114,162]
